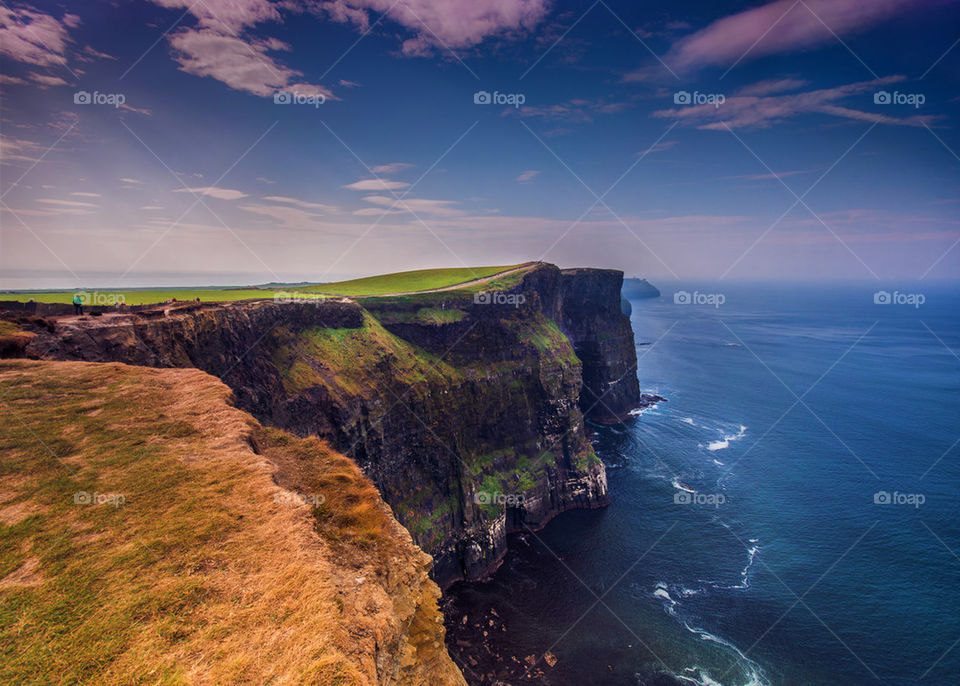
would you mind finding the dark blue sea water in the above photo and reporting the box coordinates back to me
[446,282,960,685]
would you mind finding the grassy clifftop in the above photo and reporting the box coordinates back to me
[1,264,532,306]
[0,360,464,685]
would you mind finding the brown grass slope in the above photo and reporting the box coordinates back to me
[0,359,465,686]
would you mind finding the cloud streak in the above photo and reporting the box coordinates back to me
[321,0,550,55]
[664,0,923,74]
[172,187,248,200]
[0,5,77,67]
[343,179,410,191]
[150,0,333,99]
[654,77,939,129]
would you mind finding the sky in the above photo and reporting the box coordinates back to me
[0,0,958,288]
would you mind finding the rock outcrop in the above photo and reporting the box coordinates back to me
[13,263,643,589]
[622,277,661,300]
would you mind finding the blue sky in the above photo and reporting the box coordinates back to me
[1,0,958,288]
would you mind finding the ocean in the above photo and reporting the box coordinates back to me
[445,282,960,685]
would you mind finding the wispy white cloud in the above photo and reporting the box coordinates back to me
[321,0,550,56]
[735,78,809,97]
[150,0,334,99]
[0,6,77,66]
[654,77,939,129]
[172,186,248,200]
[519,97,636,124]
[262,195,339,213]
[343,179,410,191]
[36,198,98,208]
[655,0,923,75]
[724,169,813,181]
[240,203,331,227]
[361,194,463,216]
[370,162,413,174]
[28,72,70,88]
[352,207,405,217]
[168,29,334,99]
[0,134,47,165]
[150,0,280,32]
[643,140,677,155]
[516,170,540,183]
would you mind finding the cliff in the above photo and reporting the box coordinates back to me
[11,263,642,589]
[0,359,465,685]
[622,277,661,300]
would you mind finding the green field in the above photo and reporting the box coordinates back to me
[300,264,526,296]
[0,264,531,306]
[0,288,281,306]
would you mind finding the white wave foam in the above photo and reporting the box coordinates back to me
[707,425,746,451]
[682,417,696,425]
[652,569,769,686]
[730,544,760,590]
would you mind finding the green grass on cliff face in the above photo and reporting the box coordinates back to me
[271,312,459,398]
[2,264,530,306]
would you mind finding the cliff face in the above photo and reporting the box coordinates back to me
[622,277,661,300]
[19,263,641,589]
[558,268,642,424]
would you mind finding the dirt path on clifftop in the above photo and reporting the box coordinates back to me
[347,264,537,299]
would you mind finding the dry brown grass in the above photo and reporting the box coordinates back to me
[0,359,463,686]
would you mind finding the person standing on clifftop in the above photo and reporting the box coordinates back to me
[72,294,83,315]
